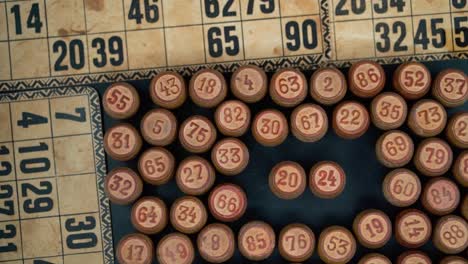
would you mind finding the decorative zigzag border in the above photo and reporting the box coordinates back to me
[0,87,114,264]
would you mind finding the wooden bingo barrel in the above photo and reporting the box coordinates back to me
[358,253,391,264]
[150,71,187,109]
[397,251,431,264]
[290,103,328,143]
[333,101,370,139]
[211,137,249,176]
[179,115,217,153]
[103,82,140,119]
[238,221,276,261]
[370,92,408,130]
[131,197,168,235]
[395,209,432,248]
[157,233,195,264]
[422,178,460,216]
[269,161,307,200]
[375,130,414,168]
[393,62,431,100]
[414,138,453,177]
[440,256,468,264]
[170,196,207,234]
[433,215,468,254]
[214,100,251,137]
[189,69,227,108]
[104,123,142,161]
[117,233,154,264]
[408,99,447,137]
[252,109,289,147]
[270,68,308,107]
[348,61,385,98]
[197,223,236,263]
[309,161,346,199]
[310,67,347,105]
[231,65,268,103]
[318,226,356,264]
[140,108,177,146]
[382,169,421,207]
[105,168,143,205]
[353,209,392,249]
[446,112,468,148]
[138,147,175,185]
[278,223,315,262]
[208,183,247,222]
[453,151,468,187]
[175,156,216,195]
[432,69,468,108]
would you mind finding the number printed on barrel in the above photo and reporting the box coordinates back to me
[318,226,356,264]
[279,224,315,262]
[333,101,370,139]
[238,221,276,261]
[179,116,217,153]
[371,92,407,130]
[269,161,307,200]
[376,130,414,168]
[150,72,187,109]
[409,100,447,138]
[157,233,194,264]
[383,169,422,207]
[447,113,468,148]
[105,168,143,205]
[131,197,167,235]
[454,151,468,187]
[414,138,453,177]
[103,83,140,119]
[117,233,154,264]
[197,223,235,263]
[309,161,346,199]
[104,123,142,161]
[353,209,392,249]
[433,215,468,254]
[138,147,175,186]
[215,100,251,137]
[211,138,249,175]
[252,109,289,146]
[171,196,207,234]
[395,209,432,248]
[291,104,328,142]
[208,183,247,222]
[140,109,178,147]
[422,178,460,215]
[176,156,215,196]
[433,69,468,107]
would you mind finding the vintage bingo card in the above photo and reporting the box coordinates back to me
[0,87,114,263]
[0,0,329,91]
[328,0,467,64]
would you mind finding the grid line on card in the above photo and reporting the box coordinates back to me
[47,98,65,262]
[85,93,106,264]
[277,0,285,57]
[369,0,377,58]
[238,0,247,60]
[7,102,24,261]
[409,0,416,54]
[448,0,456,53]
[199,0,207,63]
[121,0,130,71]
[3,1,13,80]
[42,0,52,77]
[160,0,169,67]
[82,0,92,74]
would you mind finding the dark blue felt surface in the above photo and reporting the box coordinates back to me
[100,60,467,263]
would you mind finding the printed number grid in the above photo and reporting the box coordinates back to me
[330,0,468,61]
[0,0,324,81]
[0,95,105,264]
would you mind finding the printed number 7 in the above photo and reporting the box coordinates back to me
[55,107,86,123]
